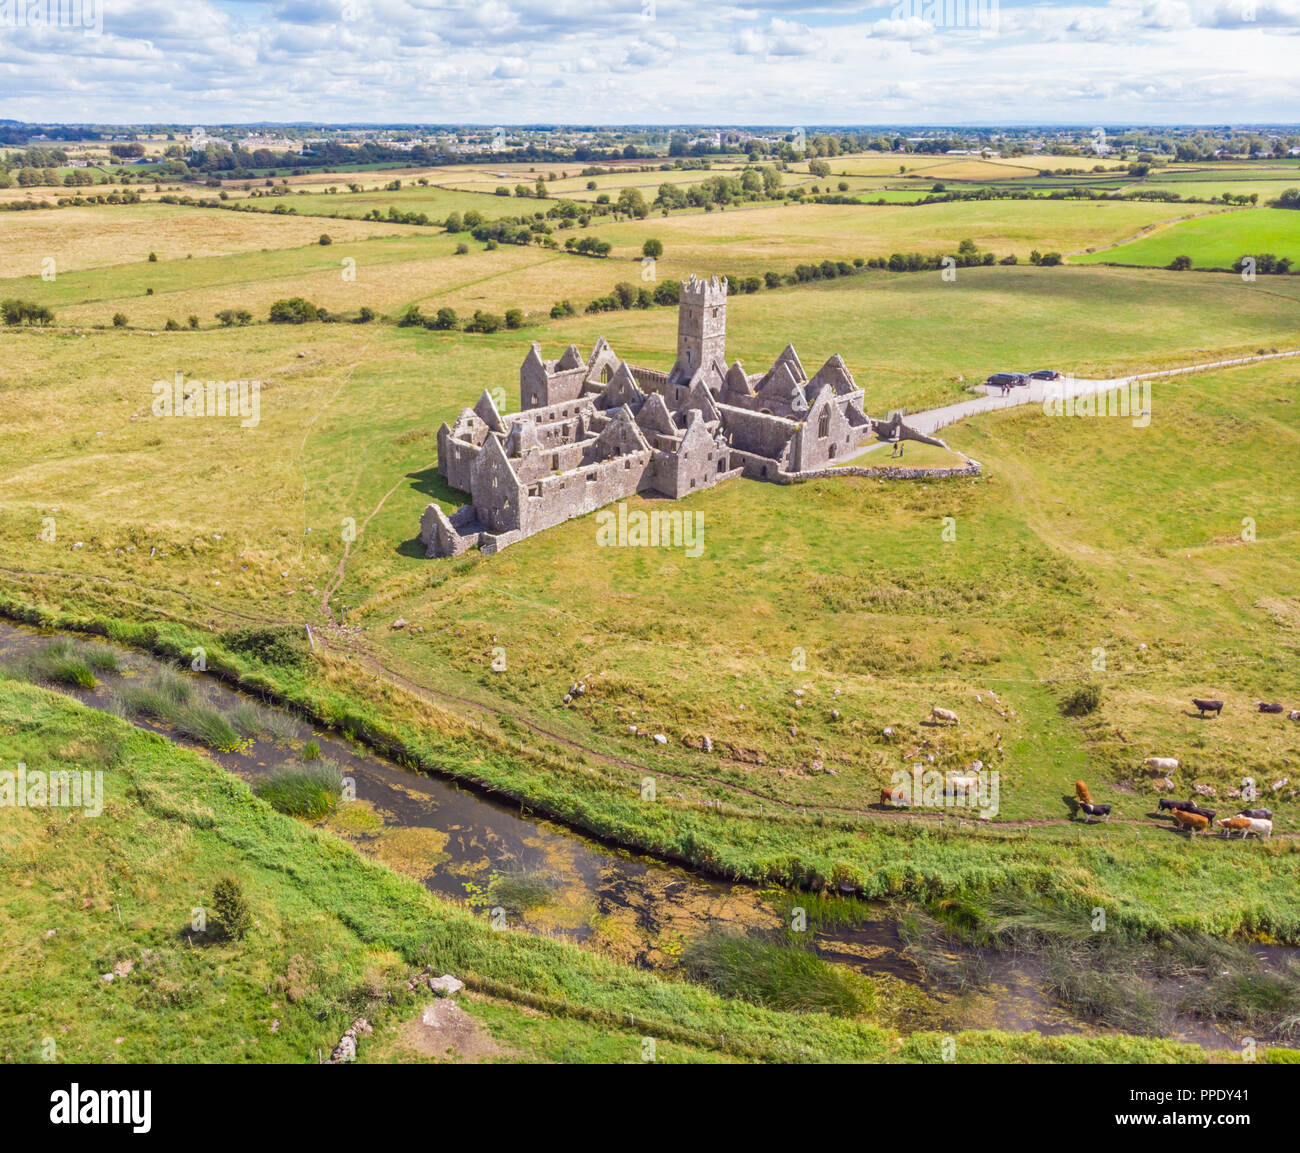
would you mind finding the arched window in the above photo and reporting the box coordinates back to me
[818,408,831,438]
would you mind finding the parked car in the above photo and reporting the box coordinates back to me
[1028,369,1062,381]
[987,372,1029,388]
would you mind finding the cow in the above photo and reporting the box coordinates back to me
[1075,780,1092,805]
[1217,817,1253,837]
[1170,809,1210,835]
[1192,698,1223,717]
[880,786,907,808]
[1143,756,1179,774]
[930,706,959,726]
[1158,798,1197,814]
[1289,711,1300,722]
[1247,818,1273,838]
[1187,803,1217,821]
[1237,808,1273,820]
[1078,802,1111,823]
[1257,702,1284,714]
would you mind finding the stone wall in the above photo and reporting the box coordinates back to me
[782,460,982,483]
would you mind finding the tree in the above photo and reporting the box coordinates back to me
[1274,188,1300,210]
[430,307,459,330]
[444,211,463,232]
[1039,252,1063,266]
[211,875,252,940]
[808,159,831,178]
[642,238,663,259]
[216,309,238,326]
[1168,254,1193,271]
[617,187,649,219]
[505,308,525,329]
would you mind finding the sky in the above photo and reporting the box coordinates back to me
[0,0,1298,126]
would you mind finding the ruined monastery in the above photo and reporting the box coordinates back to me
[420,274,873,557]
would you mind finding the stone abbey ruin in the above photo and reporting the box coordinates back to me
[419,274,875,557]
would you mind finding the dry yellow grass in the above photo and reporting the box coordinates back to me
[0,203,415,278]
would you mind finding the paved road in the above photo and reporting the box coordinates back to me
[841,349,1300,461]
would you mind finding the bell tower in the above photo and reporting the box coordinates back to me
[672,274,727,382]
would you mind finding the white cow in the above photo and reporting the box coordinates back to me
[1246,818,1274,839]
[1143,756,1179,774]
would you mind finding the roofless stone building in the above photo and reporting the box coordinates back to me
[419,274,873,557]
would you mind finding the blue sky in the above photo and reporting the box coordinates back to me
[1,0,1297,124]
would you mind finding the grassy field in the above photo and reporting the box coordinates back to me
[2,677,1224,1064]
[4,266,1300,940]
[0,202,414,278]
[1073,208,1300,269]
[4,189,1300,972]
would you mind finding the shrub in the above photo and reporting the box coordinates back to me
[356,306,375,323]
[318,233,332,245]
[1,298,55,325]
[187,315,199,329]
[1061,683,1102,717]
[455,242,470,255]
[112,312,128,327]
[268,297,319,324]
[211,875,252,940]
[429,306,459,331]
[164,318,180,330]
[147,251,157,262]
[397,304,426,328]
[222,624,313,672]
[504,308,525,329]
[642,237,663,258]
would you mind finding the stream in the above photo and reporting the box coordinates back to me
[2,620,1284,1050]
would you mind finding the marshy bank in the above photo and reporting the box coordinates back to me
[3,620,1295,1051]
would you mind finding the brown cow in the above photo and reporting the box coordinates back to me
[1170,809,1210,835]
[1217,816,1252,838]
[1075,780,1092,805]
[880,786,907,808]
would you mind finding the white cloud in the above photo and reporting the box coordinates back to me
[0,0,1294,122]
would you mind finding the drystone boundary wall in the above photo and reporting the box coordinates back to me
[782,460,982,483]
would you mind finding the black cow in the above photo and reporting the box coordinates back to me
[1257,702,1284,714]
[1238,808,1273,820]
[1078,802,1112,822]
[1158,799,1196,813]
[1192,698,1224,716]
[1187,804,1217,821]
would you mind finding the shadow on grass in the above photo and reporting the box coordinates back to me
[407,464,465,505]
